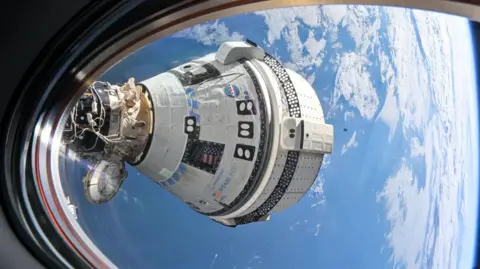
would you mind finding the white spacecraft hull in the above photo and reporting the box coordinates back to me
[133,41,334,226]
[66,40,333,227]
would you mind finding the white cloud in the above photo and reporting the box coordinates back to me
[173,20,244,45]
[246,253,263,268]
[331,52,379,120]
[305,31,326,57]
[321,5,347,25]
[322,155,331,169]
[410,137,425,158]
[254,7,333,74]
[306,73,316,84]
[289,219,320,238]
[341,6,382,55]
[377,163,429,269]
[344,111,355,122]
[379,110,466,269]
[378,8,477,269]
[307,154,329,208]
[376,46,399,142]
[384,8,432,137]
[341,131,358,155]
[118,188,129,203]
[377,76,399,142]
[308,173,327,208]
[254,6,382,88]
[314,223,321,237]
[254,6,322,44]
[289,220,300,231]
[260,5,379,58]
[281,22,326,72]
[255,5,346,44]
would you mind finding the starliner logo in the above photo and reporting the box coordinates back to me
[214,176,232,198]
[213,164,236,202]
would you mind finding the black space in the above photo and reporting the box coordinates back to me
[469,20,480,269]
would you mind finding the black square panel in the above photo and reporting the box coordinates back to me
[236,100,256,115]
[233,144,256,161]
[184,116,196,134]
[238,121,254,139]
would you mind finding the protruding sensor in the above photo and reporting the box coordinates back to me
[63,40,334,227]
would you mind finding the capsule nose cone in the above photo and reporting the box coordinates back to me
[83,160,128,204]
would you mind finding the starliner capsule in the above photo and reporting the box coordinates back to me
[63,40,334,227]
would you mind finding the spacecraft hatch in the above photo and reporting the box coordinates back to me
[63,40,334,227]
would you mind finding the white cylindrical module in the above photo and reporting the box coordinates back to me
[134,41,334,227]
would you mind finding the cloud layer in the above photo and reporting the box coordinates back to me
[333,52,379,120]
[341,131,358,155]
[173,20,244,45]
[170,7,478,269]
[254,6,477,269]
[377,9,477,269]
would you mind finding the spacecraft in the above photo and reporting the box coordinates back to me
[62,40,334,227]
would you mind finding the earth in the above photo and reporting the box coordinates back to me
[64,5,479,269]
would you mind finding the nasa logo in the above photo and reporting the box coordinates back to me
[212,164,236,200]
[224,84,240,98]
[212,176,232,200]
[219,176,232,192]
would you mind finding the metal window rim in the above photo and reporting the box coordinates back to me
[2,0,478,269]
